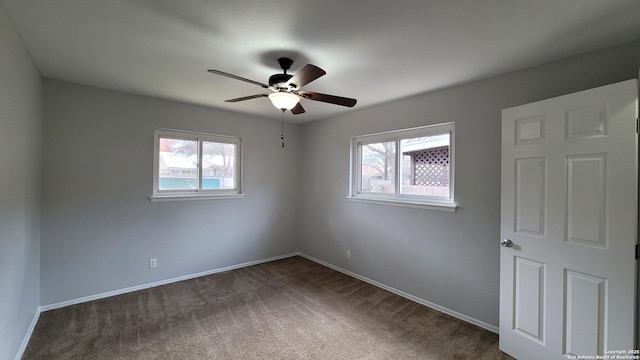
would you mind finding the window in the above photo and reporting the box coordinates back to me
[349,123,455,211]
[151,129,242,201]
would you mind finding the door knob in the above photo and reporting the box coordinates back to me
[501,239,513,248]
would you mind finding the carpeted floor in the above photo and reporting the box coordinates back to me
[23,256,514,359]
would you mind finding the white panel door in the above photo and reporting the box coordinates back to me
[500,79,638,360]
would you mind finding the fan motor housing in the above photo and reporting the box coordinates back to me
[269,73,292,87]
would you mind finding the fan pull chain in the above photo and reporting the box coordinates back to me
[280,109,285,148]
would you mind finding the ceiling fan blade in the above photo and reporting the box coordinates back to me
[291,102,306,114]
[225,94,268,102]
[286,64,326,89]
[298,91,357,107]
[207,69,269,88]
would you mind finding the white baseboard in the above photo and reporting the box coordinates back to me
[39,252,299,312]
[31,250,496,360]
[298,252,499,334]
[15,307,41,360]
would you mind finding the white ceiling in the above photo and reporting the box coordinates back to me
[3,0,640,123]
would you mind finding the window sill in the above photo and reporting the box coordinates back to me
[149,193,245,202]
[346,196,457,212]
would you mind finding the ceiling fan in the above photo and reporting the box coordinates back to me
[207,57,357,114]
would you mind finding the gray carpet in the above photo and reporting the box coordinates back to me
[23,256,513,359]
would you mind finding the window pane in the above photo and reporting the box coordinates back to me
[158,138,198,191]
[400,134,450,197]
[202,141,235,190]
[361,141,396,193]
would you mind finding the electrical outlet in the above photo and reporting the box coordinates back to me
[149,258,157,269]
[346,250,351,259]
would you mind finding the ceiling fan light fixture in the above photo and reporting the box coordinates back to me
[268,91,300,111]
[208,58,356,114]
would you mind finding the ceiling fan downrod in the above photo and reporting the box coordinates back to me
[277,57,293,74]
[269,57,294,87]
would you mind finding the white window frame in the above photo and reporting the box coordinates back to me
[348,123,456,212]
[150,129,243,202]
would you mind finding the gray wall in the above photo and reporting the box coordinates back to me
[298,41,640,328]
[0,3,42,359]
[40,80,301,305]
